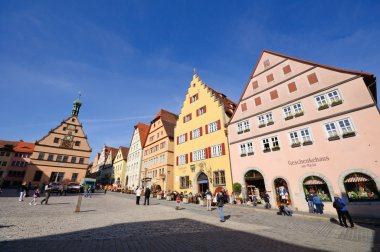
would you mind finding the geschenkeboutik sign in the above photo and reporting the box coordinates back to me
[288,156,330,168]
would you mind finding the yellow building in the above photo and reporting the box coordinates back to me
[174,73,236,194]
[141,109,177,192]
[113,146,129,187]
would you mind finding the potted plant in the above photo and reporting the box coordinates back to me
[232,182,242,200]
[285,114,294,120]
[294,111,304,117]
[272,146,280,151]
[328,134,340,141]
[303,140,313,146]
[331,99,343,107]
[342,131,356,138]
[318,103,329,110]
[291,142,301,148]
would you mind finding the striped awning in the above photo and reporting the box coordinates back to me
[344,174,370,183]
[303,179,325,185]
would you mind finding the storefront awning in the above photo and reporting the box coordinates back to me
[303,179,325,185]
[344,175,370,183]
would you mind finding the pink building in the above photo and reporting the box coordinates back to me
[228,50,380,217]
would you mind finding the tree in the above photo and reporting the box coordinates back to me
[233,182,242,196]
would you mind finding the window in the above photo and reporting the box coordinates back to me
[262,136,280,152]
[56,155,63,162]
[315,89,343,110]
[75,141,81,146]
[1,161,6,166]
[192,128,201,139]
[33,171,43,182]
[288,82,297,93]
[252,81,259,90]
[240,142,254,156]
[307,73,318,85]
[300,129,312,142]
[211,144,222,157]
[240,144,247,155]
[213,171,226,185]
[338,119,354,134]
[241,103,247,112]
[237,120,250,133]
[190,94,198,103]
[192,149,205,161]
[257,112,274,127]
[264,59,270,68]
[283,65,291,75]
[254,97,262,106]
[283,102,304,119]
[178,134,187,144]
[180,176,190,189]
[49,172,58,182]
[266,74,274,83]
[57,172,65,182]
[289,128,313,147]
[63,156,69,163]
[237,123,243,133]
[324,118,355,140]
[71,157,77,163]
[270,90,278,100]
[178,155,187,165]
[197,106,206,116]
[208,121,219,134]
[47,154,54,161]
[38,153,45,160]
[183,114,192,123]
[54,138,59,143]
[289,131,300,144]
[160,142,166,149]
[344,173,379,202]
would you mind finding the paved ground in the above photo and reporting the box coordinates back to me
[0,190,379,252]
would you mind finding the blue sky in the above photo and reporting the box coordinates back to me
[1,1,380,159]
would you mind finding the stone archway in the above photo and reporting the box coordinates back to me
[298,172,335,203]
[273,177,292,205]
[197,172,209,193]
[239,167,270,200]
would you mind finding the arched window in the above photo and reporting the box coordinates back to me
[274,178,292,205]
[303,176,331,202]
[344,173,379,202]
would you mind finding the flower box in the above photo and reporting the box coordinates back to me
[291,142,301,148]
[342,131,356,138]
[237,131,243,135]
[247,152,254,156]
[294,111,304,117]
[244,129,250,133]
[285,115,294,121]
[240,153,247,157]
[331,99,343,107]
[303,140,313,146]
[266,121,274,126]
[318,104,329,111]
[272,146,281,151]
[263,148,271,153]
[259,124,266,128]
[328,135,340,141]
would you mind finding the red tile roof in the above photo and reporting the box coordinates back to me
[152,109,178,139]
[0,140,34,153]
[119,146,130,159]
[135,123,150,148]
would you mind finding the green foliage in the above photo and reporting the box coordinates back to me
[233,182,242,195]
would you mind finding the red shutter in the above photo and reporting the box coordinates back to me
[200,127,203,136]
[205,148,209,159]
[185,154,188,164]
[190,152,193,162]
[208,147,212,158]
[205,124,208,134]
[189,97,192,104]
[217,120,221,130]
[204,106,206,113]
[196,94,199,100]
[183,117,185,123]
[185,133,188,142]
[196,109,199,117]
[176,156,178,166]
[221,143,226,155]
[177,136,179,145]
[189,113,192,120]
[190,131,193,140]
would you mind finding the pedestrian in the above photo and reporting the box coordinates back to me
[333,194,354,228]
[104,185,108,194]
[29,187,40,206]
[313,194,324,214]
[58,184,63,196]
[175,193,181,210]
[284,204,293,216]
[41,183,51,205]
[135,186,141,205]
[87,185,92,198]
[306,193,315,213]
[225,190,230,204]
[63,184,68,196]
[205,189,212,211]
[216,191,225,222]
[263,191,271,209]
[144,186,151,205]
[84,184,89,197]
[19,182,27,202]
[252,194,258,207]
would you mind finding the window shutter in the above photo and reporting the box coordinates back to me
[200,127,203,136]
[221,143,226,155]
[189,97,192,103]
[189,113,192,120]
[176,136,179,145]
[183,117,185,123]
[196,94,199,100]
[190,131,193,140]
[185,154,188,164]
[205,148,209,159]
[196,109,199,117]
[217,120,221,130]
[185,133,187,142]
[176,156,178,166]
[205,124,208,134]
[204,106,206,113]
[190,152,193,162]
[208,147,212,158]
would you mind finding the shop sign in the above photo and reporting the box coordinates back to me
[288,156,330,168]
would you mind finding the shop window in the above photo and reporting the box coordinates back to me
[344,173,379,202]
[274,178,292,205]
[33,171,43,182]
[303,176,332,202]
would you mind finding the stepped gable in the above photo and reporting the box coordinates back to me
[152,109,178,138]
[119,146,130,159]
[135,123,150,147]
[194,74,237,116]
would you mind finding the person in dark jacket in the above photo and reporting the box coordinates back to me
[306,193,315,213]
[313,195,323,214]
[216,191,225,222]
[333,194,354,228]
[144,187,151,205]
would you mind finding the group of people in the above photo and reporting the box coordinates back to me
[306,193,324,214]
[134,186,151,205]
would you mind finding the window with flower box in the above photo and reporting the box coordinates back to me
[324,118,355,141]
[239,142,254,156]
[237,120,250,134]
[315,89,343,110]
[289,128,313,147]
[283,102,304,120]
[257,112,274,127]
[262,136,280,152]
[213,170,226,186]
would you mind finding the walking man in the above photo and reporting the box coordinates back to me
[217,191,225,222]
[19,182,27,202]
[333,194,354,228]
[205,189,212,211]
[41,183,51,205]
[135,186,141,205]
[144,186,151,205]
[313,194,324,214]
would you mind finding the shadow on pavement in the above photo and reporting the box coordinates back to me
[79,210,96,213]
[0,218,325,252]
[0,225,15,229]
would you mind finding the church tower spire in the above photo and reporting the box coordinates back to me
[72,92,82,117]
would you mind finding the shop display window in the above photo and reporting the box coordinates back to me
[303,176,331,202]
[344,173,379,202]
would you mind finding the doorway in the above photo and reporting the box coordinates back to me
[197,172,209,193]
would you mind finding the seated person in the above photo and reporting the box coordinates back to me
[278,204,286,216]
[284,204,293,216]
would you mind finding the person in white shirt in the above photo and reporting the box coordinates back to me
[205,189,212,211]
[135,186,141,205]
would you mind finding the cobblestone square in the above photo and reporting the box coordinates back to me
[0,190,379,252]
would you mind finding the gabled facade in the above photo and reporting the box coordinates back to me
[125,123,149,189]
[174,73,236,194]
[113,146,129,187]
[24,97,92,187]
[141,109,178,192]
[99,146,118,185]
[228,50,380,217]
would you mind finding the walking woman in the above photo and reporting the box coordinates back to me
[217,191,225,222]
